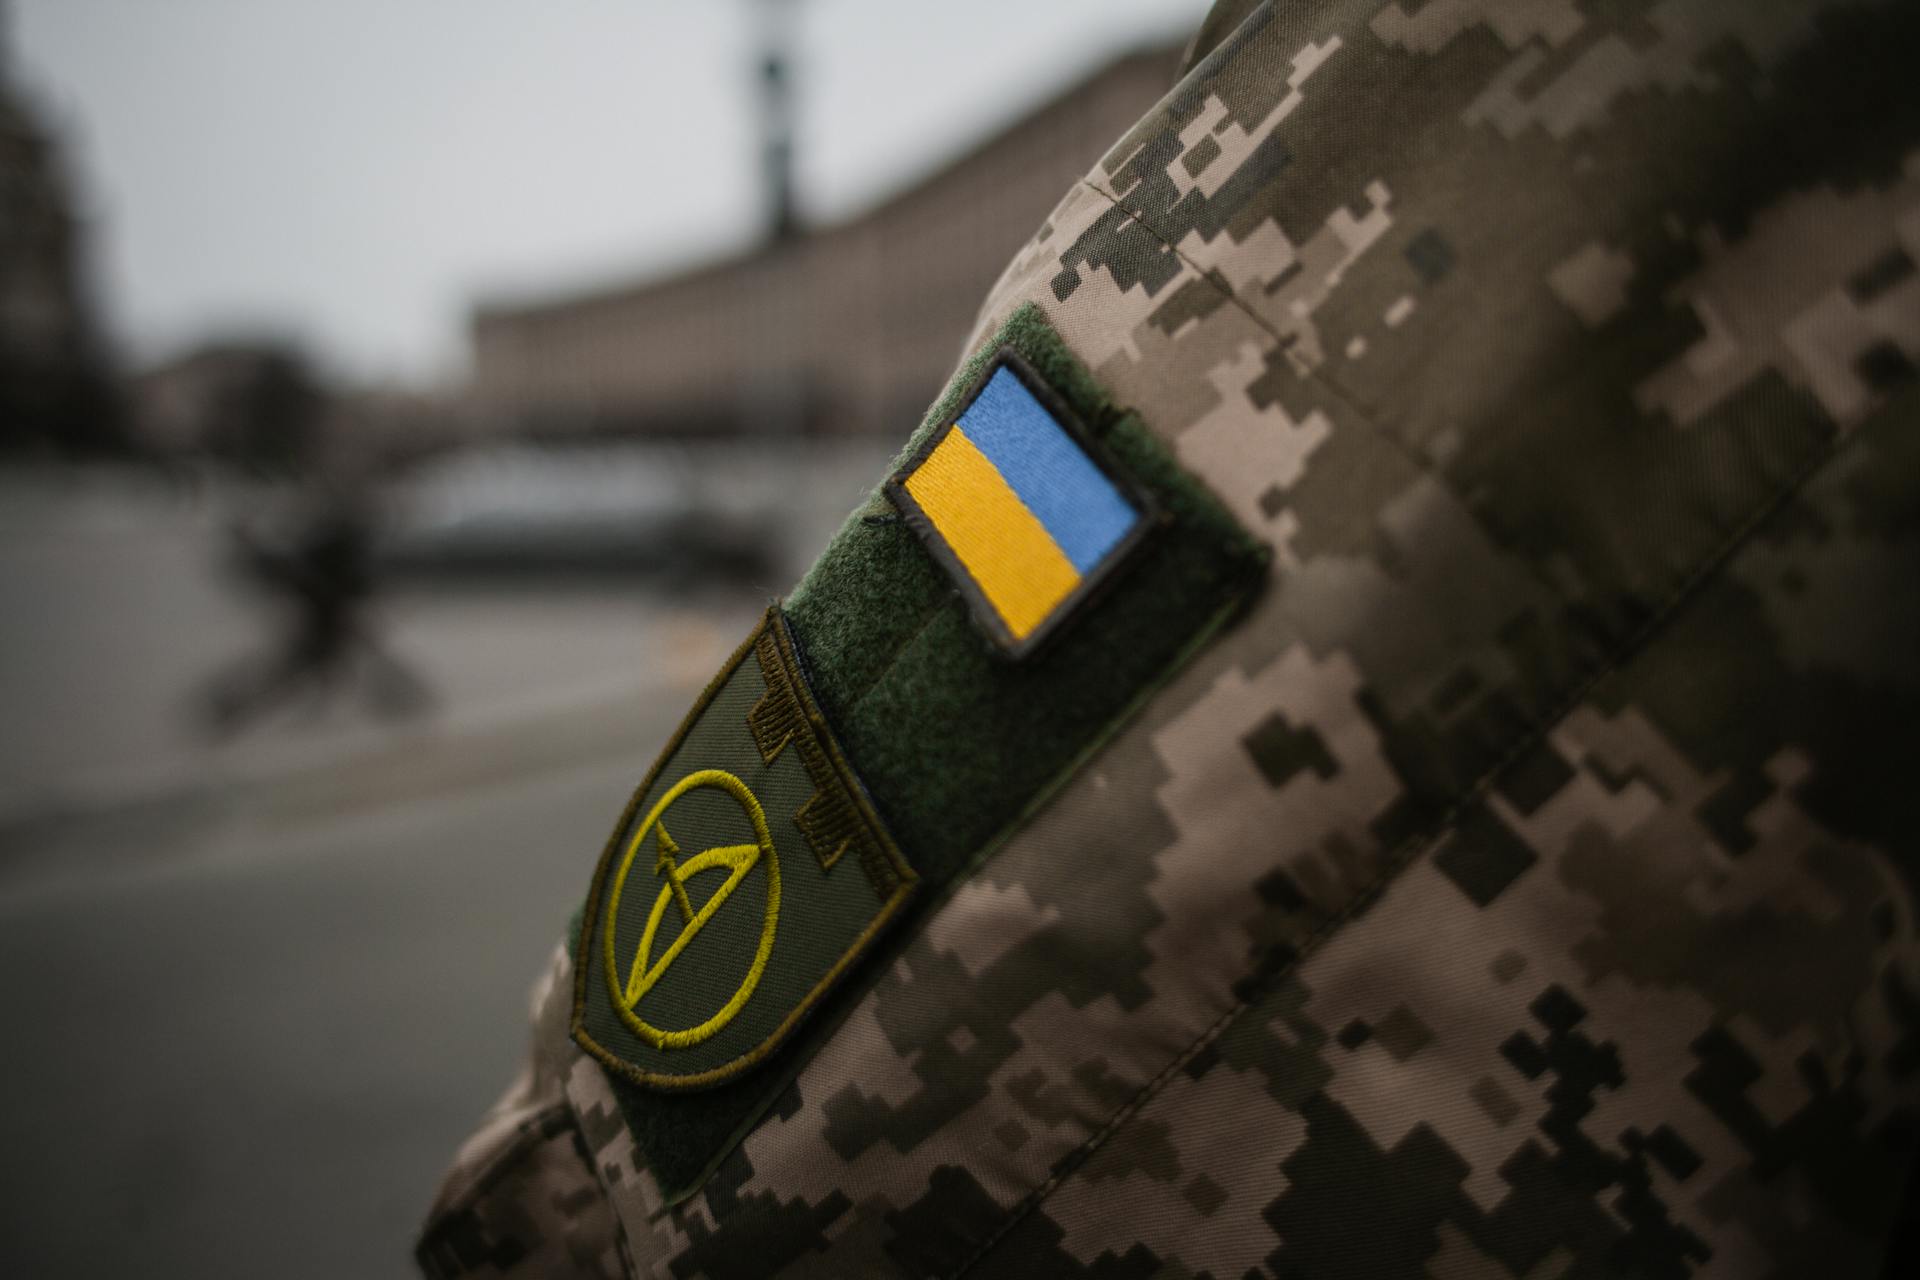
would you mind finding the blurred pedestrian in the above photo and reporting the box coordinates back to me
[200,482,432,733]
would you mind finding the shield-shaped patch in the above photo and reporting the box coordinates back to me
[572,607,917,1090]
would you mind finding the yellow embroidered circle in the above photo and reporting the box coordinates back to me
[601,768,781,1050]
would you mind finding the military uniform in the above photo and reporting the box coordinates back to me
[419,1,1920,1275]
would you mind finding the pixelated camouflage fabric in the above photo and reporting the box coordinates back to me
[593,307,1265,1200]
[419,949,630,1280]
[420,0,1920,1275]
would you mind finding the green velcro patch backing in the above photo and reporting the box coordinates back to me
[784,304,1270,886]
[584,302,1269,1202]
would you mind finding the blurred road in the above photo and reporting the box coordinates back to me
[0,757,653,1279]
[0,467,786,1277]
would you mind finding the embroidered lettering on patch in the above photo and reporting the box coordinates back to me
[886,349,1152,657]
[572,607,916,1091]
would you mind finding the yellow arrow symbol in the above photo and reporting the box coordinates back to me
[654,821,695,922]
[625,839,763,1009]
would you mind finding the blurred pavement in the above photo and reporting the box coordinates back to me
[0,467,792,1278]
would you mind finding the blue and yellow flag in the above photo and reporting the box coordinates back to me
[888,354,1146,653]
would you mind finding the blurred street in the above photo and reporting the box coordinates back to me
[0,757,654,1279]
[0,465,805,1278]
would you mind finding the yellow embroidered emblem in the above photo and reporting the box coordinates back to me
[602,769,781,1049]
[573,608,917,1091]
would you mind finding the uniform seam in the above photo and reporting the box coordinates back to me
[843,598,948,715]
[1066,172,1709,706]
[414,1100,580,1265]
[945,408,1859,1279]
[1074,175,1442,486]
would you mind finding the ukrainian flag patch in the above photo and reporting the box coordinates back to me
[886,349,1150,656]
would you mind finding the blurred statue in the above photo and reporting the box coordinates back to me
[756,0,798,242]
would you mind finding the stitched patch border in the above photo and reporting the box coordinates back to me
[884,347,1158,659]
[571,606,918,1091]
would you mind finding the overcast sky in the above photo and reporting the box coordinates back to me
[11,0,1204,386]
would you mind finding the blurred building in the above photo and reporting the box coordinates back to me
[469,42,1180,440]
[0,50,120,455]
[131,340,328,468]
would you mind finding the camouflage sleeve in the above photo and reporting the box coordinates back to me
[416,946,631,1279]
[424,0,1920,1275]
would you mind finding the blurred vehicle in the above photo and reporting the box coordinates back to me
[373,442,783,589]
